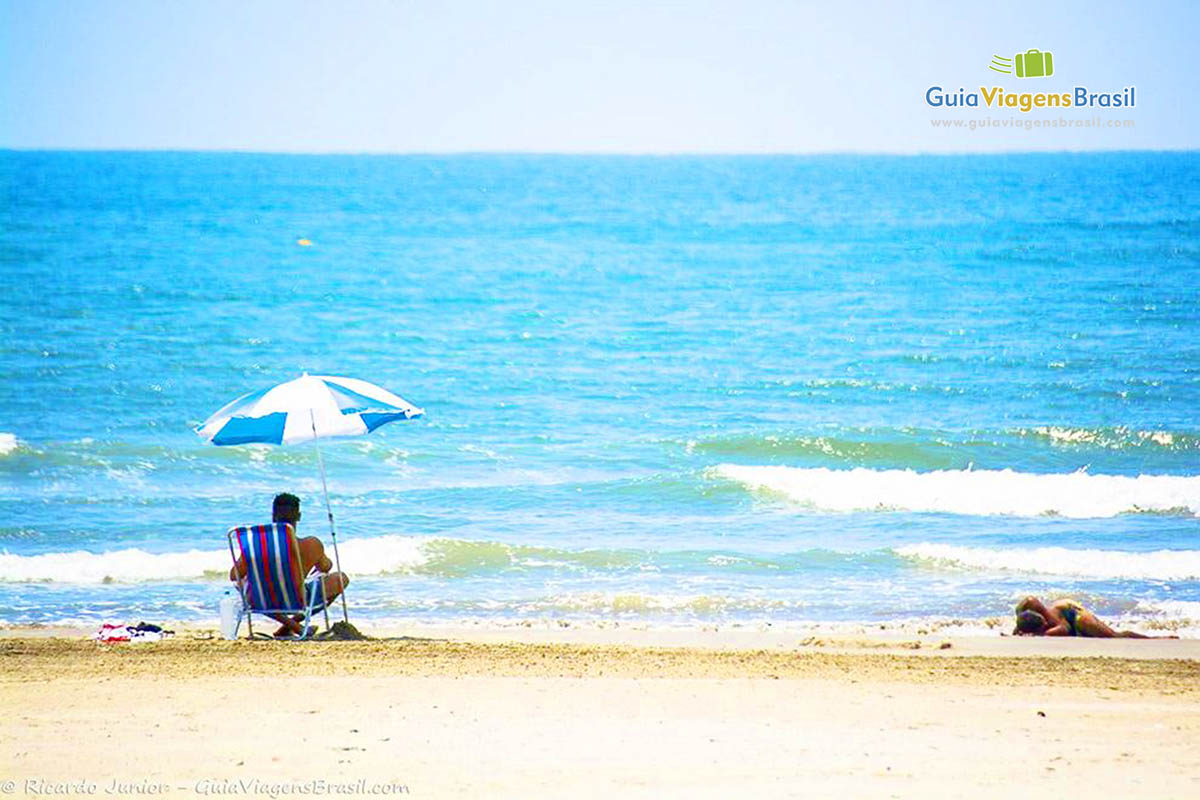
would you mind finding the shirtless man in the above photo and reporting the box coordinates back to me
[1013,596,1173,639]
[229,493,349,637]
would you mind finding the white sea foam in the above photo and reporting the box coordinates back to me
[713,464,1200,518]
[336,534,431,574]
[1132,599,1200,620]
[0,547,229,584]
[896,543,1200,581]
[0,535,434,584]
[0,433,20,456]
[524,591,793,615]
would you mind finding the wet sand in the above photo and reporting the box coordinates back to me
[2,631,1198,798]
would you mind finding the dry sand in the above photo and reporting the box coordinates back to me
[1,630,1198,799]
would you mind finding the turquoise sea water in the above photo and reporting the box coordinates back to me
[1,151,1198,632]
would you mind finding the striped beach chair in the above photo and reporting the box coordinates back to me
[226,522,330,639]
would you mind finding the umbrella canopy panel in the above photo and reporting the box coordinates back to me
[197,374,423,446]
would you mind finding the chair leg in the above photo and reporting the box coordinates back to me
[322,590,330,630]
[245,613,254,640]
[300,608,313,639]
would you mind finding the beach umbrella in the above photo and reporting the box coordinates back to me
[196,373,423,622]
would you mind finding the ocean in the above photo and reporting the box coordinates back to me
[1,150,1198,634]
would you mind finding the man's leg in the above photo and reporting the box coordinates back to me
[1077,611,1176,639]
[271,540,346,636]
[270,613,306,637]
[322,572,349,603]
[275,537,328,635]
[1076,611,1118,638]
[1115,630,1151,639]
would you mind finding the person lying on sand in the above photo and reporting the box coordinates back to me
[1013,596,1175,639]
[228,493,349,637]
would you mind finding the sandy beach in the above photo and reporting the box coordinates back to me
[2,628,1198,799]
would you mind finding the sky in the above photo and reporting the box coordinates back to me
[1,0,1196,153]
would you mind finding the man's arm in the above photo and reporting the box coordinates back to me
[1042,621,1072,636]
[1016,596,1050,617]
[297,537,334,575]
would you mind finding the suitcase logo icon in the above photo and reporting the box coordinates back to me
[989,49,1054,78]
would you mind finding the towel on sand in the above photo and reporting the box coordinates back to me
[94,622,174,644]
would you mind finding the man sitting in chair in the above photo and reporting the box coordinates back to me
[228,493,350,637]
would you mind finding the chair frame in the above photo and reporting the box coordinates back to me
[226,523,331,640]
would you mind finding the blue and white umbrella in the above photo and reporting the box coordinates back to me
[197,373,422,446]
[197,373,423,623]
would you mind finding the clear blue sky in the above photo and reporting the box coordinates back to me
[2,0,1196,153]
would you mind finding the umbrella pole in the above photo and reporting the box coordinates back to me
[311,416,350,625]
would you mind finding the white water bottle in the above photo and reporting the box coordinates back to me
[219,589,239,640]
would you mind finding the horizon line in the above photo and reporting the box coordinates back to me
[2,146,1196,157]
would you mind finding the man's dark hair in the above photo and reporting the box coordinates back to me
[272,492,301,523]
[1015,610,1046,634]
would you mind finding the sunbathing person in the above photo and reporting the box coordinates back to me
[1013,596,1174,638]
[228,493,349,637]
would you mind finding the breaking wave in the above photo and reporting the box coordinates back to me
[712,464,1200,518]
[1015,426,1199,451]
[6,531,1200,590]
[683,431,966,468]
[0,535,429,584]
[0,433,20,456]
[0,537,885,584]
[896,543,1200,581]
